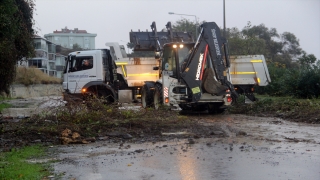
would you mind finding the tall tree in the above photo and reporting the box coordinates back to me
[298,52,317,67]
[172,18,204,40]
[0,0,35,95]
[241,22,281,59]
[72,43,83,51]
[281,32,302,60]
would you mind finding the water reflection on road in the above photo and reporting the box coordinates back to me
[51,115,320,180]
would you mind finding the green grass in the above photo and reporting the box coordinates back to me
[0,145,50,180]
[0,103,11,112]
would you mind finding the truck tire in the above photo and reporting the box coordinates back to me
[86,86,115,104]
[98,90,115,104]
[153,83,163,110]
[141,84,153,108]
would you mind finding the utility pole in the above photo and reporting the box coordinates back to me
[223,0,226,38]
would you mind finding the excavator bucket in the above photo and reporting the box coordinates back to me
[129,22,194,51]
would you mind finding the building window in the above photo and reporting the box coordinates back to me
[34,42,41,49]
[28,59,42,68]
[49,54,56,60]
[49,62,55,70]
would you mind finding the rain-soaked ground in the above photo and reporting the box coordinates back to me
[48,115,320,180]
[2,96,319,179]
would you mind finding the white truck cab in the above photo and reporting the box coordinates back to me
[63,50,104,94]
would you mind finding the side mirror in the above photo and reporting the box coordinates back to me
[154,51,160,59]
[153,66,159,70]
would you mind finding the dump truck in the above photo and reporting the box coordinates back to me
[62,23,196,104]
[62,43,159,103]
[229,55,271,101]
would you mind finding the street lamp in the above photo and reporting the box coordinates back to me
[168,12,199,38]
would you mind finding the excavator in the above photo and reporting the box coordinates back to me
[130,21,238,112]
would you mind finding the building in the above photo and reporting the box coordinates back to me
[29,35,57,76]
[44,27,97,50]
[19,35,66,78]
[55,53,66,78]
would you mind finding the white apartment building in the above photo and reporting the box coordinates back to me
[44,27,97,50]
[19,35,66,78]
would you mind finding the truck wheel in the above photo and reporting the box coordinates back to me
[98,90,115,104]
[153,84,163,110]
[141,84,153,108]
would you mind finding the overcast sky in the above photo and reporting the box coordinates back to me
[34,0,320,59]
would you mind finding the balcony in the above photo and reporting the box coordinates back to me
[48,54,56,60]
[35,50,48,59]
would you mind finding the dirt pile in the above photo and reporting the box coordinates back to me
[60,128,96,145]
[1,95,319,151]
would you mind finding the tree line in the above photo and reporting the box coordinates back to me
[0,0,35,95]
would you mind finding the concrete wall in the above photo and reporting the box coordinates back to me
[10,84,63,98]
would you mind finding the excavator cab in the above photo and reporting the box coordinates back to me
[161,43,194,79]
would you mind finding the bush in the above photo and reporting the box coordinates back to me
[256,62,320,99]
[279,66,320,98]
[15,67,61,86]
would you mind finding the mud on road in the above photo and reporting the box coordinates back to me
[49,114,320,180]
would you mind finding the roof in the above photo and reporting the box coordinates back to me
[53,27,88,34]
[33,35,56,45]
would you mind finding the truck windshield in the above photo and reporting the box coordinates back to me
[63,57,68,74]
[162,44,193,77]
[71,56,93,72]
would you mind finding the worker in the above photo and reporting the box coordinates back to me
[82,59,92,70]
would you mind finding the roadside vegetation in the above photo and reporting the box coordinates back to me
[0,103,11,112]
[228,95,320,124]
[0,145,50,179]
[15,67,62,86]
[255,60,320,99]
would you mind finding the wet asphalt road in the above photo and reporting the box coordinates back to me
[50,115,320,180]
